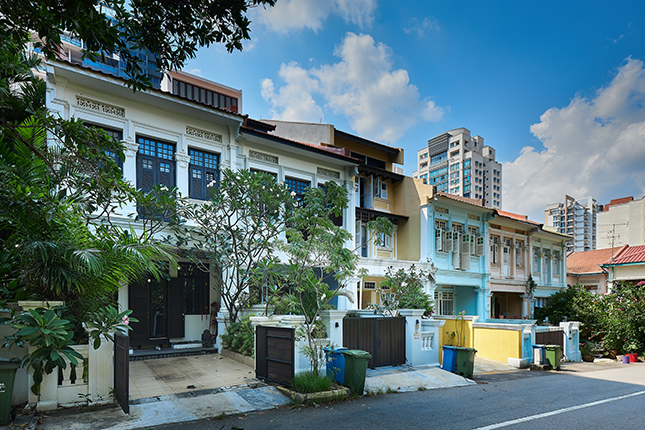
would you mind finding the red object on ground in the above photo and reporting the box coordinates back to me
[627,353,638,363]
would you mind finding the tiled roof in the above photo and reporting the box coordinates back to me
[240,126,356,162]
[605,244,645,265]
[567,247,622,274]
[495,210,541,226]
[436,192,485,208]
[603,196,633,211]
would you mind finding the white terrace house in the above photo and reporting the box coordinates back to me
[46,61,373,349]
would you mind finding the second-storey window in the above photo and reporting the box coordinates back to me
[87,124,124,170]
[285,177,310,206]
[189,148,219,200]
[137,136,175,191]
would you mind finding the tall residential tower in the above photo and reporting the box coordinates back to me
[413,128,502,208]
[544,195,599,253]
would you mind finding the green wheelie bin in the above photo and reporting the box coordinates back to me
[545,345,562,370]
[454,347,477,379]
[342,350,371,395]
[0,359,19,426]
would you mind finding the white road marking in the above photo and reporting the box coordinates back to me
[472,390,645,429]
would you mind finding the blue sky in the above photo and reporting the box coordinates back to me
[185,0,645,222]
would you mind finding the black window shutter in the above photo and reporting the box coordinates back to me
[138,156,155,192]
[190,166,204,199]
[157,161,174,188]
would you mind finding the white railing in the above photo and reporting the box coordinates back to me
[28,334,114,411]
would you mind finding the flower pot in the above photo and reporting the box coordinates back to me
[622,355,630,364]
[581,355,595,363]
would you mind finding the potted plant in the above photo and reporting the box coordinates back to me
[580,341,594,362]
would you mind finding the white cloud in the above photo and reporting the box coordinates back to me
[261,33,445,142]
[403,17,441,37]
[253,0,376,34]
[187,68,203,77]
[261,62,324,123]
[503,57,645,221]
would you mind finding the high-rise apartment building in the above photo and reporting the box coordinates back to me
[413,128,502,208]
[597,196,645,249]
[544,195,599,253]
[28,4,163,88]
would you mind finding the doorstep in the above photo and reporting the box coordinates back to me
[129,346,218,361]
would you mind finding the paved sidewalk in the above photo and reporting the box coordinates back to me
[19,356,520,430]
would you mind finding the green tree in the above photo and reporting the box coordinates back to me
[170,169,294,324]
[1,34,175,349]
[533,284,596,328]
[280,182,393,372]
[1,0,276,89]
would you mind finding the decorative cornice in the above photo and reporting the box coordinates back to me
[317,167,341,179]
[76,96,125,117]
[249,149,278,165]
[186,126,222,143]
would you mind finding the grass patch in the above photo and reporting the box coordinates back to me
[291,371,333,394]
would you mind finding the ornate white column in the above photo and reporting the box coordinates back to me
[175,152,191,197]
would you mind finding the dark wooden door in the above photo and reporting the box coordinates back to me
[167,278,185,338]
[256,326,294,386]
[343,317,406,368]
[114,333,129,414]
[129,281,151,346]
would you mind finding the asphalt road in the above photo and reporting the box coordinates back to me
[144,362,645,430]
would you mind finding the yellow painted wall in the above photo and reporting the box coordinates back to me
[474,327,522,362]
[373,198,390,212]
[438,317,475,364]
[391,177,435,261]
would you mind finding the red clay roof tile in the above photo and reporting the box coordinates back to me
[605,244,645,265]
[567,247,622,274]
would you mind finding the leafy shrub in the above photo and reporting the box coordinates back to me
[220,317,254,357]
[369,264,434,316]
[595,281,645,354]
[291,371,332,393]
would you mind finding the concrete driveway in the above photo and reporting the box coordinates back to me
[129,353,255,400]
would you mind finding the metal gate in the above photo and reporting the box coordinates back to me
[343,317,406,368]
[536,329,564,347]
[255,326,295,386]
[114,333,130,414]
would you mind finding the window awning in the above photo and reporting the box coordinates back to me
[356,207,408,223]
[358,164,404,183]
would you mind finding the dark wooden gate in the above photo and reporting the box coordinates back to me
[114,333,129,414]
[255,326,295,386]
[343,317,406,368]
[536,329,564,347]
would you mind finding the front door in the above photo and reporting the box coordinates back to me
[129,277,185,347]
